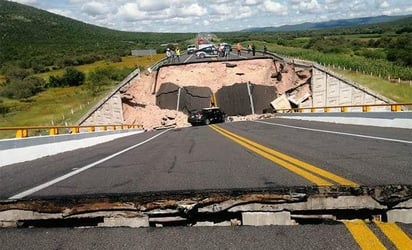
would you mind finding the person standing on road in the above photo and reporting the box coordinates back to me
[252,44,256,56]
[175,47,181,62]
[263,44,267,55]
[166,48,171,63]
[236,43,242,56]
[225,45,230,59]
[247,44,252,54]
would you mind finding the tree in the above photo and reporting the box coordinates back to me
[0,99,10,117]
[86,69,109,96]
[48,75,63,87]
[5,68,30,81]
[62,67,85,86]
[1,76,45,100]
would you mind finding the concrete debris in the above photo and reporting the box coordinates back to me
[296,69,311,80]
[1,186,411,227]
[121,93,146,108]
[288,93,311,106]
[225,63,237,68]
[122,59,312,130]
[271,94,291,111]
[242,211,297,226]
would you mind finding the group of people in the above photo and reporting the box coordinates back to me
[217,44,231,58]
[237,43,269,56]
[166,43,268,62]
[166,47,181,63]
[246,44,267,56]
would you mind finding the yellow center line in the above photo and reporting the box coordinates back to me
[375,221,412,250]
[343,220,386,250]
[210,124,359,187]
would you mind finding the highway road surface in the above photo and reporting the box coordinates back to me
[1,118,411,249]
[1,118,411,199]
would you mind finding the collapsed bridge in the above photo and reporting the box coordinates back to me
[79,56,392,130]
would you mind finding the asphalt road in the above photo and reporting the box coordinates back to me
[1,118,411,199]
[1,223,411,250]
[1,118,411,249]
[171,48,261,64]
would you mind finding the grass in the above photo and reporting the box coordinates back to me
[333,69,412,103]
[35,54,165,80]
[0,54,164,139]
[1,51,411,138]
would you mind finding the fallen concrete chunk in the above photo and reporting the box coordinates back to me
[242,211,296,226]
[271,94,291,111]
[387,209,412,223]
[225,63,237,68]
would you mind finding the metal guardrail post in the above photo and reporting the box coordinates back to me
[15,129,28,138]
[362,105,371,112]
[49,127,58,136]
[246,81,255,115]
[391,104,401,112]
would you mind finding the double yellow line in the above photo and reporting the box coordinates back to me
[344,220,412,249]
[209,125,359,187]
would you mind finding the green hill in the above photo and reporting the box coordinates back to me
[0,0,194,72]
[242,15,412,32]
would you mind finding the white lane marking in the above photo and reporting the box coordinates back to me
[8,129,171,200]
[253,120,412,144]
[184,54,194,63]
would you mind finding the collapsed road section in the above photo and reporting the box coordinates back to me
[1,185,411,228]
[81,55,393,130]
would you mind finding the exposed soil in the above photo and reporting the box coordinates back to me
[122,59,311,130]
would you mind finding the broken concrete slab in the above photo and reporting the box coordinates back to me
[242,211,296,226]
[271,94,291,112]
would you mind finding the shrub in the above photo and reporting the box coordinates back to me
[1,76,45,100]
[62,67,85,87]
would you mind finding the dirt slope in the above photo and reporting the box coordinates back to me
[122,59,311,130]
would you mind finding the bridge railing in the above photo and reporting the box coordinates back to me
[274,103,412,113]
[0,124,143,139]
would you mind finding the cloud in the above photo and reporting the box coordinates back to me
[117,3,147,21]
[81,1,110,16]
[292,0,321,14]
[7,0,412,32]
[261,0,288,14]
[137,0,170,12]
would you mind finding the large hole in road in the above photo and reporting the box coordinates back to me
[156,82,276,115]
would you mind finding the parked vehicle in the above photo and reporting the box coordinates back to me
[195,46,218,58]
[187,44,196,54]
[188,107,226,126]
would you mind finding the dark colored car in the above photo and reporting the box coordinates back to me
[188,107,226,126]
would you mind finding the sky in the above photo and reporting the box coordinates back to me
[9,0,412,32]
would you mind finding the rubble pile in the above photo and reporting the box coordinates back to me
[122,59,311,130]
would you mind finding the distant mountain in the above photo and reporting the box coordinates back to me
[242,15,412,32]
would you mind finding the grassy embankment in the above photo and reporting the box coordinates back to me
[0,54,164,138]
[250,41,412,103]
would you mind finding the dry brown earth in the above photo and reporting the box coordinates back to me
[122,59,311,130]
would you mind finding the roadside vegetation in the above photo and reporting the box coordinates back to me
[217,17,412,81]
[0,0,411,138]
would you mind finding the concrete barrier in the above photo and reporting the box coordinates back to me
[0,129,145,167]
